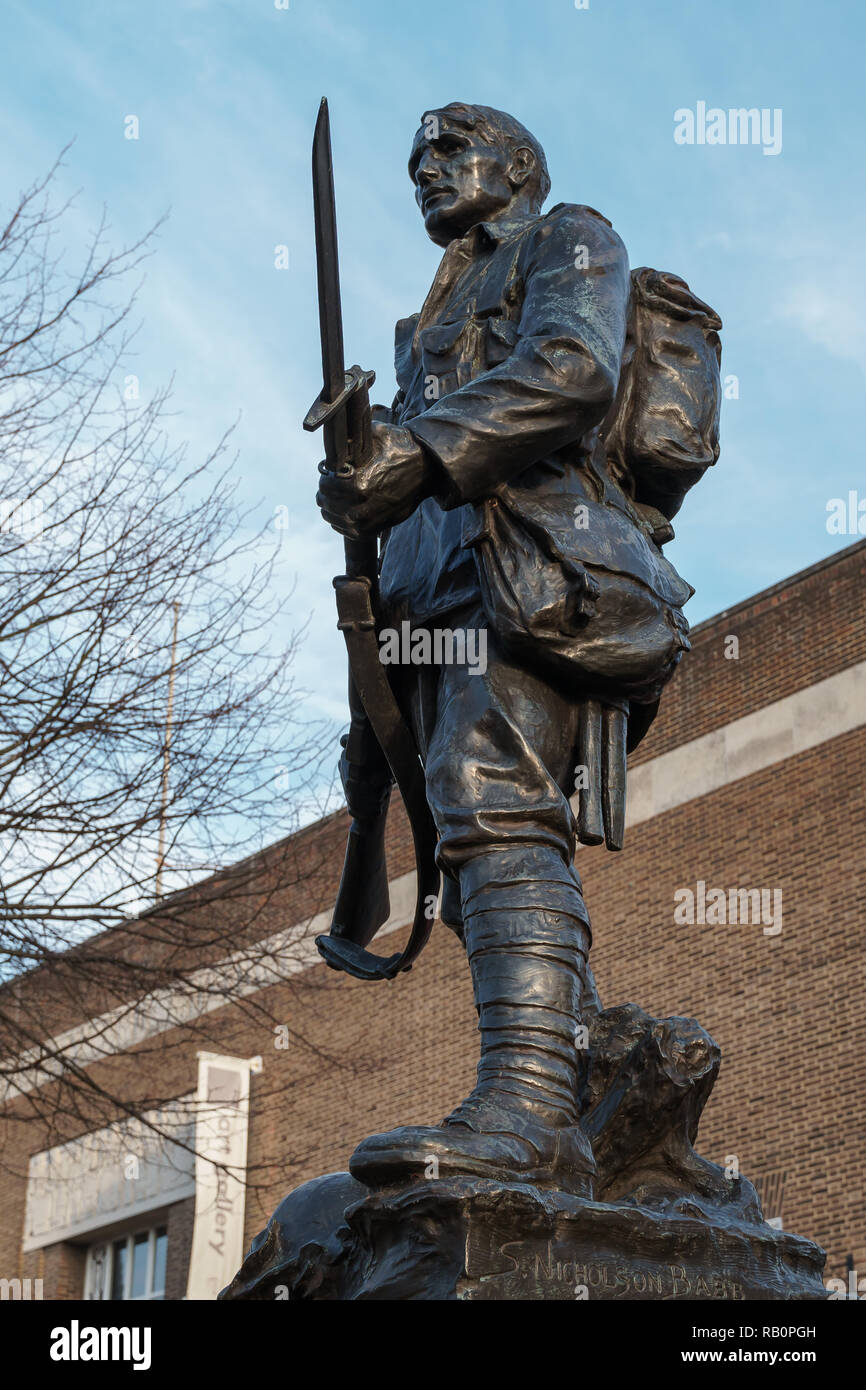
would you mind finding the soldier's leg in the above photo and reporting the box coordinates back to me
[351,614,596,1194]
[450,847,590,1130]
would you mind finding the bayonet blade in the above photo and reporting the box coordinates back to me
[312,97,349,469]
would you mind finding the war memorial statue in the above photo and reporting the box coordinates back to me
[222,101,827,1300]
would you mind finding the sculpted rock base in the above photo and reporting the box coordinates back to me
[220,1002,827,1302]
[218,1171,826,1301]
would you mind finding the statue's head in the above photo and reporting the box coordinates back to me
[408,103,550,247]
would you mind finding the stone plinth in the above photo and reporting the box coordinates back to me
[219,1171,826,1302]
[220,1001,828,1302]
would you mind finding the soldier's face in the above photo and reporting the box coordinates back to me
[410,121,518,247]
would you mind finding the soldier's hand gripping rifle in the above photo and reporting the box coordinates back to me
[303,98,439,982]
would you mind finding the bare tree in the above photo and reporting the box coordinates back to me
[0,155,357,1180]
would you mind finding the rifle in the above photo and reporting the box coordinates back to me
[303,98,439,982]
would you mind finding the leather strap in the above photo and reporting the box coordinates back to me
[315,575,440,981]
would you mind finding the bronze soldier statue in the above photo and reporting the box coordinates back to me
[313,102,722,1198]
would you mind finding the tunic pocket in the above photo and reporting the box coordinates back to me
[419,317,481,394]
[483,315,519,365]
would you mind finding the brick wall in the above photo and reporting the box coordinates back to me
[164,1197,196,1302]
[41,1241,87,1300]
[631,538,866,765]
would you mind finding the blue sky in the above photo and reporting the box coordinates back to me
[2,0,864,734]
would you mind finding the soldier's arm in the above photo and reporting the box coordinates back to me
[405,205,631,506]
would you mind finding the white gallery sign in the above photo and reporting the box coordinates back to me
[185,1052,261,1300]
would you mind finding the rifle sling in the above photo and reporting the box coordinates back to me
[315,575,440,981]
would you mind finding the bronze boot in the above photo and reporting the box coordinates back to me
[350,848,596,1196]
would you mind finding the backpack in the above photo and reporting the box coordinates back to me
[602,268,723,522]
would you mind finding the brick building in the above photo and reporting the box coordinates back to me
[1,539,863,1301]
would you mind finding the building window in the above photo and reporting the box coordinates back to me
[84,1225,167,1300]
